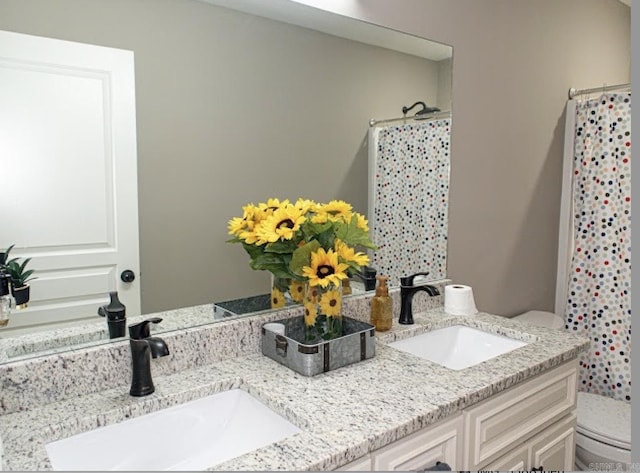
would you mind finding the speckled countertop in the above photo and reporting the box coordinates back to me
[0,300,589,471]
[0,284,370,363]
[0,304,225,363]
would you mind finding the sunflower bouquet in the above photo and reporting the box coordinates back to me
[228,198,376,341]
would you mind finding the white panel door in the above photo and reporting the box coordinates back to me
[0,30,140,332]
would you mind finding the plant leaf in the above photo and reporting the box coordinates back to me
[249,253,294,279]
[302,221,331,241]
[265,240,298,254]
[290,240,321,277]
[242,242,266,260]
[0,244,14,265]
[335,215,377,249]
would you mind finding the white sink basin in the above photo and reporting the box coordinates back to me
[45,389,301,471]
[387,325,528,370]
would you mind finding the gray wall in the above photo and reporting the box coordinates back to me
[0,0,630,317]
[317,0,630,316]
[0,0,444,312]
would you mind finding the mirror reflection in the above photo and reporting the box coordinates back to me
[0,0,452,362]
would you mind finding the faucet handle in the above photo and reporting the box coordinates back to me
[129,317,163,340]
[352,266,377,291]
[400,272,431,287]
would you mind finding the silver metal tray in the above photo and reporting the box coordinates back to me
[261,316,376,376]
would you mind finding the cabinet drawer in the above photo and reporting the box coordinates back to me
[464,361,577,469]
[373,414,463,471]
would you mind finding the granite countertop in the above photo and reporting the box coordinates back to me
[0,308,589,471]
[0,305,221,363]
[0,284,372,363]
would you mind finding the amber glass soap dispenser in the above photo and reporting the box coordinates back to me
[370,275,392,331]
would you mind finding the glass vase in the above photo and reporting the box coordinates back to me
[270,275,305,309]
[303,280,344,342]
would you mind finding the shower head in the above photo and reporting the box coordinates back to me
[402,101,441,119]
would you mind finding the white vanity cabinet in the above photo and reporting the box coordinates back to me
[337,414,463,471]
[483,413,577,470]
[372,414,463,471]
[463,360,577,470]
[337,360,578,472]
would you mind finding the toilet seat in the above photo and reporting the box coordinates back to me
[577,392,631,450]
[512,310,564,329]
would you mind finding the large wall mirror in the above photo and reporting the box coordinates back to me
[0,0,452,362]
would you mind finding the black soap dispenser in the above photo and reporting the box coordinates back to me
[98,291,127,339]
[1,272,13,328]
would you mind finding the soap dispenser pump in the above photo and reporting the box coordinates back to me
[98,291,127,339]
[370,275,392,332]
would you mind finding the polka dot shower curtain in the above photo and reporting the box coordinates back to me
[565,92,631,402]
[368,119,450,285]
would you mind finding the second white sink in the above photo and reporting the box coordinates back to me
[45,388,301,471]
[387,325,528,370]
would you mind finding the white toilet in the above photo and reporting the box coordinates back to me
[512,311,631,471]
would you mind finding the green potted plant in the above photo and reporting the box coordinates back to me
[5,257,36,307]
[0,244,14,268]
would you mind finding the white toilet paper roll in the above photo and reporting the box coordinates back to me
[444,284,478,316]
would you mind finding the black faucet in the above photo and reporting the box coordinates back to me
[98,291,127,339]
[399,272,440,325]
[128,317,169,397]
[351,266,378,291]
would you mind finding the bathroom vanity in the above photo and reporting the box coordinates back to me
[338,360,577,471]
[0,285,589,471]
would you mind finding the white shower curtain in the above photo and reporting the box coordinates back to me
[563,92,631,403]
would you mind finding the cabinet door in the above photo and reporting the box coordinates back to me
[372,414,462,471]
[482,413,577,472]
[463,361,577,469]
[529,413,577,471]
[483,443,529,471]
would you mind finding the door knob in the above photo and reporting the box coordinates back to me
[121,270,136,283]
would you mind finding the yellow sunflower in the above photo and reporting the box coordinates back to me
[227,216,248,237]
[304,301,317,326]
[290,280,305,303]
[228,203,265,238]
[258,198,289,216]
[310,211,329,224]
[238,229,261,245]
[271,287,286,308]
[319,200,352,221]
[305,285,319,304]
[239,218,270,245]
[257,205,306,243]
[241,204,267,228]
[302,248,349,288]
[354,213,369,232]
[294,198,317,215]
[334,240,369,267]
[319,289,342,317]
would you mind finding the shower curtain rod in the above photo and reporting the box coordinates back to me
[369,110,450,127]
[568,82,630,99]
